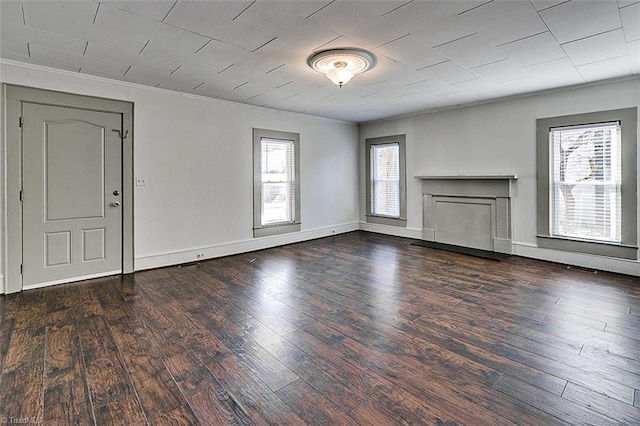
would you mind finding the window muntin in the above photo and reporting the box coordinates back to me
[550,122,621,243]
[371,143,400,218]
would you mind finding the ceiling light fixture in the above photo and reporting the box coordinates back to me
[307,48,376,88]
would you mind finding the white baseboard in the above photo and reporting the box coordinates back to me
[22,270,122,291]
[358,221,422,239]
[513,241,639,277]
[355,223,639,277]
[0,275,4,295]
[135,222,360,271]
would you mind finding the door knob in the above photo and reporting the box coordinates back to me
[111,201,121,207]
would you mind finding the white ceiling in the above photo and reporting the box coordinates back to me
[1,0,638,122]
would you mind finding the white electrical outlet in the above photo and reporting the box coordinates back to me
[196,252,205,259]
[457,170,467,176]
[136,177,147,186]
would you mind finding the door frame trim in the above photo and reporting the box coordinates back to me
[4,84,134,293]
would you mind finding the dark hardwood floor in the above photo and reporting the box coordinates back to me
[1,231,639,425]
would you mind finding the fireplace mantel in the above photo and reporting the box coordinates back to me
[416,175,517,254]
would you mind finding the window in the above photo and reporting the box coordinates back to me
[537,108,637,259]
[551,122,620,242]
[253,128,300,237]
[365,134,407,227]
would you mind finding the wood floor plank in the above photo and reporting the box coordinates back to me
[44,312,84,390]
[152,404,201,426]
[0,317,15,375]
[75,314,139,409]
[275,378,363,425]
[411,304,637,402]
[494,374,613,425]
[43,378,94,425]
[190,384,255,425]
[208,355,306,426]
[254,333,407,425]
[164,350,254,424]
[164,350,217,398]
[1,324,45,374]
[106,318,185,421]
[562,381,640,424]
[0,363,44,422]
[93,394,148,425]
[1,231,639,425]
[285,327,514,426]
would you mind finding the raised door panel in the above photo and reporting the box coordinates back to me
[45,121,105,221]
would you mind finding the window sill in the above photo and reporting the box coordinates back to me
[366,215,407,228]
[537,235,638,260]
[254,222,301,238]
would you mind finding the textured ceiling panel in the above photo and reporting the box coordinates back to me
[95,4,209,52]
[629,39,640,65]
[2,22,87,56]
[375,35,450,70]
[620,2,640,42]
[459,0,548,45]
[452,78,504,96]
[524,57,584,83]
[0,0,637,123]
[100,0,176,21]
[234,0,330,28]
[577,56,633,82]
[308,1,410,49]
[530,0,567,12]
[418,60,480,85]
[562,29,629,66]
[163,1,272,51]
[496,32,567,67]
[539,0,622,44]
[180,0,256,20]
[471,59,530,84]
[407,79,459,97]
[376,60,430,86]
[436,34,508,68]
[0,38,29,57]
[382,2,478,48]
[22,1,98,33]
[0,0,24,25]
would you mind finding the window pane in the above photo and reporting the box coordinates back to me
[261,182,292,224]
[372,143,400,217]
[550,122,621,242]
[261,138,295,226]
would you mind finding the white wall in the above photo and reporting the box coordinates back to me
[2,60,638,295]
[359,78,640,276]
[0,60,359,292]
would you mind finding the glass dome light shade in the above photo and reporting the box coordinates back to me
[326,66,355,87]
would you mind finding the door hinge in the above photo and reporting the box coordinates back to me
[20,190,24,202]
[20,264,23,275]
[19,117,24,127]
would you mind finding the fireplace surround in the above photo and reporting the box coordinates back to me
[416,175,518,254]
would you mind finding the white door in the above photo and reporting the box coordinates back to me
[22,103,123,288]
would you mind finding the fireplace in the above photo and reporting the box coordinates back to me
[416,175,517,254]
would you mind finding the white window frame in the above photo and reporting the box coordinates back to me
[253,128,301,238]
[365,134,407,227]
[536,108,637,259]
